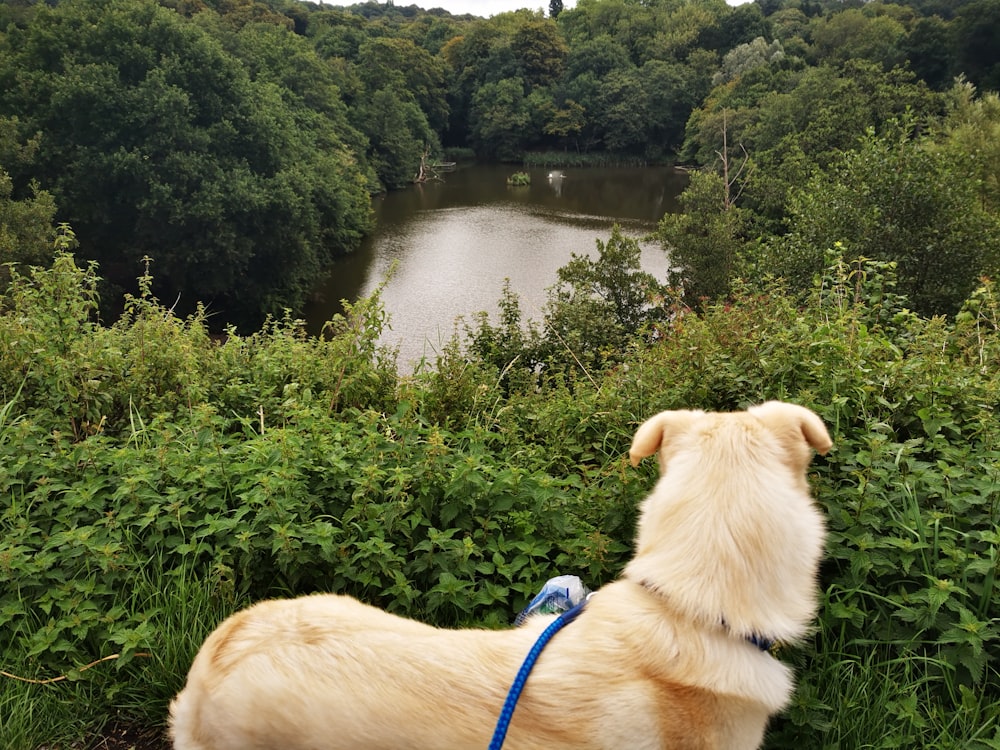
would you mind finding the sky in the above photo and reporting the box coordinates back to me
[405,0,744,16]
[406,0,576,16]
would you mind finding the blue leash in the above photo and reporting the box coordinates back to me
[487,599,588,750]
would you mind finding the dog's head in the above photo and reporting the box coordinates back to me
[624,402,831,644]
[630,401,831,472]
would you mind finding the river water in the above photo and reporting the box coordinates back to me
[304,163,687,370]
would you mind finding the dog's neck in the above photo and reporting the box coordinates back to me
[628,576,776,653]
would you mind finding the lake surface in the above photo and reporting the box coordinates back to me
[304,163,687,369]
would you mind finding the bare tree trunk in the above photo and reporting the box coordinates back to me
[715,109,753,210]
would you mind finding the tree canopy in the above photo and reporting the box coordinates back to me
[0,0,998,325]
[0,0,374,327]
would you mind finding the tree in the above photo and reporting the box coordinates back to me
[936,80,1000,212]
[470,78,530,161]
[553,226,668,333]
[809,9,906,70]
[712,37,784,87]
[656,171,749,308]
[902,16,955,90]
[564,34,631,80]
[0,0,374,328]
[594,68,649,153]
[0,169,57,276]
[466,226,669,385]
[769,8,809,43]
[540,225,668,375]
[192,0,294,31]
[558,72,603,152]
[769,128,1000,317]
[311,11,368,59]
[952,0,1000,92]
[359,88,436,189]
[700,2,770,53]
[439,19,521,147]
[0,118,55,275]
[640,60,707,158]
[511,17,568,88]
[349,36,445,188]
[549,0,563,19]
[542,98,586,151]
[356,37,449,133]
[647,2,722,62]
[683,61,942,227]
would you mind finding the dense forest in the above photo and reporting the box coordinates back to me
[1,0,999,326]
[2,0,1000,748]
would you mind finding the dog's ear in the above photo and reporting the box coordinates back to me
[751,401,832,455]
[629,410,703,467]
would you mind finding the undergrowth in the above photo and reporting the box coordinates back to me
[1,253,998,748]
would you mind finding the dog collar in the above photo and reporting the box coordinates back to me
[635,579,777,653]
[742,630,776,653]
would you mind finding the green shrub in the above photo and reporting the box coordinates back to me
[506,170,531,186]
[1,253,998,747]
[593,258,1000,746]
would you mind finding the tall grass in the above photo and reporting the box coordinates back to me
[521,150,655,168]
[779,634,1000,748]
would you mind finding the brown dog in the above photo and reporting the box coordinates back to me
[169,401,831,750]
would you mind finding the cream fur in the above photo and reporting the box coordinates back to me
[169,401,831,750]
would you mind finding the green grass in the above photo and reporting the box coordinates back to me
[780,644,1000,749]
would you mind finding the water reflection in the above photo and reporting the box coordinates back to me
[547,169,565,196]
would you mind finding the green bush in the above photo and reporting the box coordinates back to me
[0,254,640,746]
[1,253,998,747]
[506,170,531,186]
[594,258,1000,747]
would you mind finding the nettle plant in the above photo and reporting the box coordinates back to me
[807,259,999,683]
[1,252,998,748]
[0,254,641,712]
[558,256,1000,746]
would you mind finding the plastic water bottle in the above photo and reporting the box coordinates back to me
[514,575,591,625]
